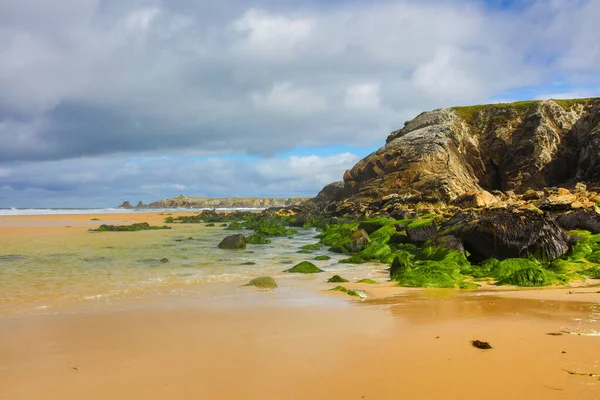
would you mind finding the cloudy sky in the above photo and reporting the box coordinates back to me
[1,0,599,207]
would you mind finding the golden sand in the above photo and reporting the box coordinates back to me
[0,213,599,399]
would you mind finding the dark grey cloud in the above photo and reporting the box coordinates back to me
[0,153,359,207]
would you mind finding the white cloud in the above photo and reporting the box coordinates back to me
[0,0,599,204]
[250,83,327,114]
[344,83,381,110]
[0,153,359,207]
[232,9,314,59]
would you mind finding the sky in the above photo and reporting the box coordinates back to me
[0,0,599,207]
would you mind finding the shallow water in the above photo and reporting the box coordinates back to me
[0,222,383,315]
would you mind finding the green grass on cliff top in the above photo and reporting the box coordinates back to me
[452,98,598,124]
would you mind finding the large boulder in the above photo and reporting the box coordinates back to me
[406,222,438,245]
[218,234,247,249]
[438,208,570,262]
[343,229,369,253]
[555,209,600,233]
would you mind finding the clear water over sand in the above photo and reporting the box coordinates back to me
[0,213,384,315]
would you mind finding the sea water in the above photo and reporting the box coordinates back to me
[0,218,383,315]
[0,207,265,216]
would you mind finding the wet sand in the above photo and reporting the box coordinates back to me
[1,292,599,400]
[1,213,599,399]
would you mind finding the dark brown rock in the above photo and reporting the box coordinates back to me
[218,234,247,249]
[439,208,570,262]
[406,222,438,245]
[347,229,370,253]
[555,209,600,233]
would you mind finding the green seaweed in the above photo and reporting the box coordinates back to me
[90,223,171,232]
[340,243,392,264]
[328,286,361,297]
[391,246,473,288]
[356,278,378,284]
[243,276,277,289]
[314,255,331,261]
[301,243,323,250]
[245,234,272,244]
[496,266,554,287]
[328,275,349,283]
[225,222,244,230]
[285,261,324,274]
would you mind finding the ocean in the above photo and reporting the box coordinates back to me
[0,207,265,216]
[0,211,381,316]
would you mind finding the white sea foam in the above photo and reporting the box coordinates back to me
[0,207,265,216]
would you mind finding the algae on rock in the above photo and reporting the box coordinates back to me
[285,261,324,274]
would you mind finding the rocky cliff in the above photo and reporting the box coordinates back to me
[118,195,310,209]
[333,98,600,204]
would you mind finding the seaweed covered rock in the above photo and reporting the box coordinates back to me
[91,223,171,232]
[328,275,349,283]
[358,221,387,234]
[439,208,569,262]
[430,235,465,253]
[218,234,247,249]
[246,234,272,244]
[340,243,392,264]
[243,276,277,289]
[329,286,362,297]
[555,209,600,234]
[225,222,244,230]
[347,229,370,252]
[492,259,554,287]
[405,220,438,245]
[390,246,473,288]
[285,261,324,273]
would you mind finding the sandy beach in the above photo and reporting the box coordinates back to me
[1,212,599,399]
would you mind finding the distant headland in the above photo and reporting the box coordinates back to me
[117,195,311,209]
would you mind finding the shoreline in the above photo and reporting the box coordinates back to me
[1,287,599,399]
[1,212,599,399]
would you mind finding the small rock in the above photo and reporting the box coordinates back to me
[243,276,277,289]
[471,340,492,349]
[160,258,169,263]
[218,234,247,249]
[285,261,324,274]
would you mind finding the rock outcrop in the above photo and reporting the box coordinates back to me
[118,195,311,209]
[318,98,600,207]
[437,207,570,262]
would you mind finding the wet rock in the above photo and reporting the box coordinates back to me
[328,275,349,283]
[439,207,569,262]
[389,233,409,245]
[346,229,370,253]
[357,221,387,235]
[91,223,171,232]
[431,235,465,253]
[555,209,600,234]
[471,340,492,349]
[218,234,247,249]
[285,261,324,273]
[243,276,277,289]
[406,221,438,245]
